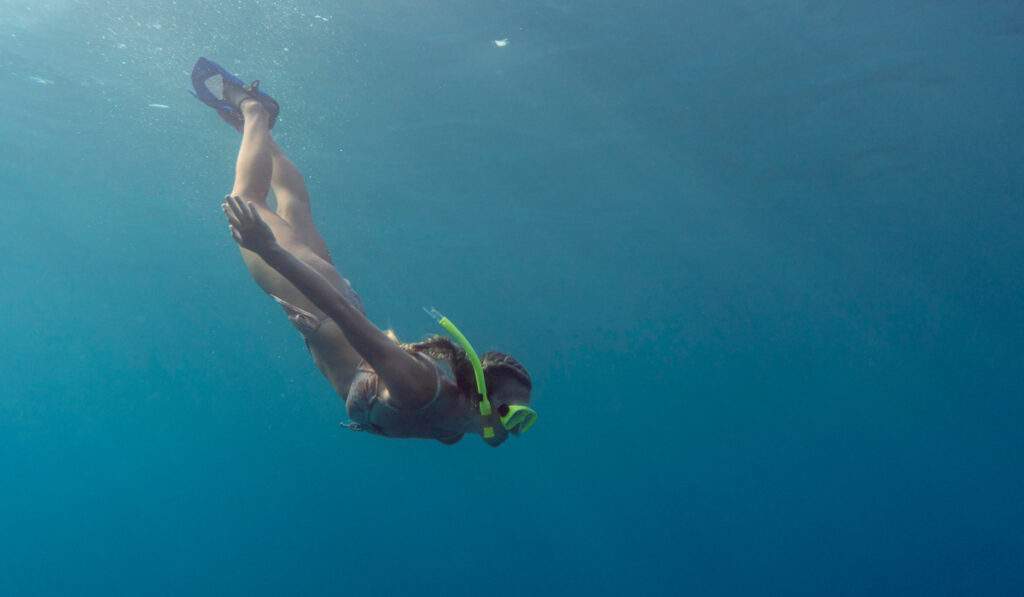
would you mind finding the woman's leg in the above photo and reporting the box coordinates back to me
[268,140,333,262]
[230,101,337,308]
[219,99,330,262]
[229,100,365,394]
[230,101,299,245]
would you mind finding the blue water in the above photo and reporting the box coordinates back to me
[2,1,1022,595]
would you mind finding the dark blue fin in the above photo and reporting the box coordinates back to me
[190,57,279,128]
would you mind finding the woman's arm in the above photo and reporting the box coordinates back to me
[223,196,435,405]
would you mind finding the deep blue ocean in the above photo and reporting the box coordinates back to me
[2,1,1022,595]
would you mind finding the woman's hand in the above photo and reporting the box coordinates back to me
[223,195,276,255]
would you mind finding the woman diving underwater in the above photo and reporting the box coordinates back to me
[192,58,536,446]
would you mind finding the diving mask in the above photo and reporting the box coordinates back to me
[498,403,538,435]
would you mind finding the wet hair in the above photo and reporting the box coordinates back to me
[403,335,532,402]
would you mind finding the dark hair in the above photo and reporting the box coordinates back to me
[403,335,532,402]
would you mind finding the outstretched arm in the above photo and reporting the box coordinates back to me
[222,196,435,405]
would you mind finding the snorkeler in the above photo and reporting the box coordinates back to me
[192,58,536,446]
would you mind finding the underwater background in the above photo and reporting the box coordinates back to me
[1,1,1022,595]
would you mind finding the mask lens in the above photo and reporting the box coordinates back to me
[500,405,538,434]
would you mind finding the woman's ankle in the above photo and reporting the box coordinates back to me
[241,98,269,122]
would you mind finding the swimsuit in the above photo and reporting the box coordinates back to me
[344,354,471,443]
[272,290,471,444]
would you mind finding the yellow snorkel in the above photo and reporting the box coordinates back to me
[424,307,537,441]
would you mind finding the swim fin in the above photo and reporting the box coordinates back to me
[190,57,280,129]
